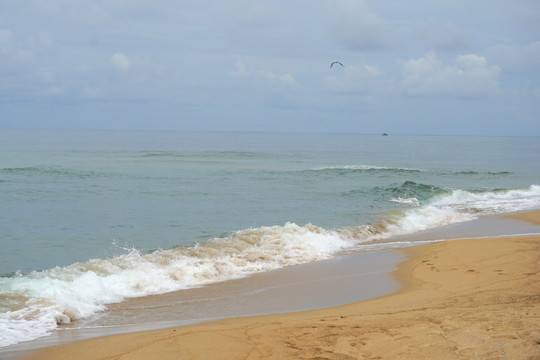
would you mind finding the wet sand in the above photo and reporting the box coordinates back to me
[19,210,540,359]
[2,250,402,359]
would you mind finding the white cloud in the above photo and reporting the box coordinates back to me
[43,85,65,97]
[414,19,468,52]
[0,29,13,44]
[0,30,33,65]
[110,53,131,71]
[229,61,298,87]
[33,1,111,26]
[457,54,484,67]
[229,61,249,77]
[486,41,540,71]
[277,73,297,87]
[81,86,101,99]
[9,48,33,65]
[325,0,390,51]
[400,52,501,98]
[261,71,298,87]
[214,0,318,56]
[0,1,537,135]
[498,0,540,30]
[322,63,384,94]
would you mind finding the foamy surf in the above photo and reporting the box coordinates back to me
[1,184,540,347]
[310,165,425,173]
[0,224,353,347]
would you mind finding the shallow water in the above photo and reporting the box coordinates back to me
[1,129,539,347]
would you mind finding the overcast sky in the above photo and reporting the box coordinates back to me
[1,0,539,135]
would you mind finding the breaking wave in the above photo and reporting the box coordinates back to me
[309,165,424,174]
[1,184,540,347]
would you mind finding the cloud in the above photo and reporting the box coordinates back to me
[0,1,538,135]
[110,53,131,71]
[400,52,501,98]
[81,86,101,99]
[229,61,249,77]
[0,29,13,44]
[43,85,65,97]
[229,61,298,87]
[498,0,540,31]
[325,0,390,51]
[212,0,321,56]
[485,41,540,71]
[270,73,297,87]
[0,29,33,65]
[414,19,468,52]
[32,1,111,26]
[322,63,384,94]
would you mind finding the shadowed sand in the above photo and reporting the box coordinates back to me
[21,211,540,359]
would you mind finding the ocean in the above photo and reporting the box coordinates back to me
[1,129,540,348]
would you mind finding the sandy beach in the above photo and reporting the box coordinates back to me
[20,211,540,359]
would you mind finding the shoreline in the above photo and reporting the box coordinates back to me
[18,210,540,359]
[2,248,404,358]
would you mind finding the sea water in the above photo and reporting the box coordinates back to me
[1,129,539,347]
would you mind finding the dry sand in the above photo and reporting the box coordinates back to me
[21,211,540,360]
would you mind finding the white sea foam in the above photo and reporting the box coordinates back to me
[431,185,540,214]
[1,185,540,347]
[390,197,420,206]
[371,185,540,240]
[310,165,424,172]
[0,223,353,347]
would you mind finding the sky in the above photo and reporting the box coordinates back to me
[0,0,539,136]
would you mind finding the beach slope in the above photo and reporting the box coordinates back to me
[22,213,540,360]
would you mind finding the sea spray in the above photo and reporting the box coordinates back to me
[0,224,351,346]
[2,184,540,346]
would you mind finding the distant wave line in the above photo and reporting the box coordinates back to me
[309,165,425,172]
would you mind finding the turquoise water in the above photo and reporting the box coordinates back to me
[1,129,539,346]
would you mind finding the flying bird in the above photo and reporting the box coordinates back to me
[330,61,344,68]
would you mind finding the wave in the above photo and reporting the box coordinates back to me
[309,165,513,177]
[1,184,540,347]
[382,181,447,201]
[389,197,420,206]
[139,151,273,160]
[309,165,424,174]
[440,170,513,176]
[0,166,103,179]
[0,224,353,347]
[365,184,540,238]
[342,181,448,203]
